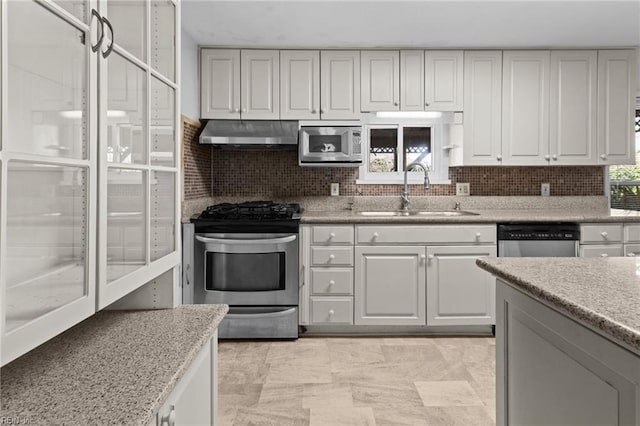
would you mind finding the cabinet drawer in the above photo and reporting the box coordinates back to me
[579,244,623,258]
[624,244,640,257]
[624,224,640,243]
[310,297,353,324]
[311,225,354,245]
[311,268,353,295]
[356,225,496,244]
[311,247,353,266]
[580,224,623,243]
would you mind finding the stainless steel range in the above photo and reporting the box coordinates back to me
[183,201,302,339]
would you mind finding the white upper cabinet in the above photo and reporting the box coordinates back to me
[502,51,550,165]
[241,50,280,120]
[201,49,240,119]
[425,50,464,111]
[597,49,637,165]
[280,50,320,120]
[400,50,425,111]
[361,50,400,111]
[549,51,598,165]
[463,51,503,165]
[320,51,360,119]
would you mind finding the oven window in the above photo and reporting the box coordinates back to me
[308,134,344,154]
[205,252,286,292]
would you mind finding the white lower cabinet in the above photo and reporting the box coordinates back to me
[580,244,624,258]
[154,333,218,426]
[580,223,625,258]
[426,246,497,326]
[355,246,426,325]
[311,297,353,324]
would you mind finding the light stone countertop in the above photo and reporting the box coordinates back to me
[1,305,228,426]
[476,257,640,355]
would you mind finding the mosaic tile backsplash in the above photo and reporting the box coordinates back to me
[182,120,604,200]
[182,117,211,200]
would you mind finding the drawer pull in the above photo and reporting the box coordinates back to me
[600,253,609,258]
[328,280,335,286]
[372,232,379,240]
[329,309,335,316]
[627,252,636,257]
[329,254,335,260]
[420,254,426,264]
[475,232,481,239]
[329,232,336,239]
[601,231,608,239]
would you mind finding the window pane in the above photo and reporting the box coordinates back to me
[53,0,88,24]
[150,76,175,166]
[404,127,431,172]
[369,128,397,172]
[8,1,88,160]
[150,171,175,261]
[107,168,146,282]
[610,110,640,211]
[6,162,87,331]
[107,53,146,164]
[107,1,146,61]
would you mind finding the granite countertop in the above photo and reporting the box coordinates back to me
[476,257,640,354]
[1,305,229,425]
[300,208,640,224]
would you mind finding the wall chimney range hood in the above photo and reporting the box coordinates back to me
[199,120,299,149]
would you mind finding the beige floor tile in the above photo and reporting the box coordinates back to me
[265,360,332,384]
[424,406,495,425]
[331,361,406,383]
[372,406,430,426]
[395,360,474,382]
[219,383,263,407]
[219,360,271,384]
[303,382,354,408]
[309,407,376,426]
[267,339,330,364]
[233,406,311,426]
[415,381,484,407]
[329,342,385,368]
[381,336,437,346]
[352,381,424,409]
[381,344,445,363]
[258,383,304,408]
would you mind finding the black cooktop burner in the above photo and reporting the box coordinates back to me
[198,201,303,221]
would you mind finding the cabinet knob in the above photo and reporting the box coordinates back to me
[328,254,335,260]
[420,254,426,263]
[320,108,326,114]
[425,102,430,107]
[311,109,317,114]
[475,232,482,239]
[393,101,399,106]
[600,154,607,160]
[601,231,608,239]
[241,108,247,113]
[600,253,609,258]
[544,154,550,161]
[497,155,502,161]
[372,232,379,239]
[627,252,636,257]
[328,280,335,286]
[232,108,240,113]
[552,154,558,161]
[329,309,335,316]
[329,232,335,239]
[428,254,435,260]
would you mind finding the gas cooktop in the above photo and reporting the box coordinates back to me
[197,201,302,221]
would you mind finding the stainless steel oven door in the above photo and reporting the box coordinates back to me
[299,127,356,162]
[193,233,298,306]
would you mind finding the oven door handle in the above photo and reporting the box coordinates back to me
[195,235,297,245]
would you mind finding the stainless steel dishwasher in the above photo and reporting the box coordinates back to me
[497,223,580,257]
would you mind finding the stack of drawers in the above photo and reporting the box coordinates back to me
[580,223,624,257]
[308,225,354,325]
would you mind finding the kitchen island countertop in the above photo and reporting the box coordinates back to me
[476,257,640,354]
[1,305,228,425]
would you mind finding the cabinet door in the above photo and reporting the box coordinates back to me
[426,246,496,326]
[549,51,597,165]
[579,245,624,258]
[463,51,503,165]
[280,50,319,120]
[320,51,360,119]
[425,50,463,111]
[361,51,399,112]
[597,50,636,165]
[400,50,424,111]
[241,50,280,119]
[354,246,425,325]
[502,51,550,165]
[200,49,240,119]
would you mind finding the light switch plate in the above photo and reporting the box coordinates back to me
[456,183,470,196]
[541,183,550,197]
[330,183,339,196]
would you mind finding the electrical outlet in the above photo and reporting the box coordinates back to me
[330,183,340,196]
[456,183,470,196]
[541,183,550,197]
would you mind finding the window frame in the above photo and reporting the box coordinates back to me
[357,120,450,185]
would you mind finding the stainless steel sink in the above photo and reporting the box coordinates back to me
[357,210,479,217]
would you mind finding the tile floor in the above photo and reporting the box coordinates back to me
[218,336,496,426]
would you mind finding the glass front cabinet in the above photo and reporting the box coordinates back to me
[0,0,180,365]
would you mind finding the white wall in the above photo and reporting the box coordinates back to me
[181,30,199,121]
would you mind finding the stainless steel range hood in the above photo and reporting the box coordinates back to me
[199,120,299,149]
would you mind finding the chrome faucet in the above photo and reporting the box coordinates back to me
[401,161,430,211]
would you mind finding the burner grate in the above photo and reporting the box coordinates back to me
[200,201,301,220]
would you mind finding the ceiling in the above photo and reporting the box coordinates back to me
[182,0,640,49]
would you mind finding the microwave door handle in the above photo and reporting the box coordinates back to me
[195,235,297,245]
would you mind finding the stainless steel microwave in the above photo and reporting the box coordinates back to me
[298,125,362,166]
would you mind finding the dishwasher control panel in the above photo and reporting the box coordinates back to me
[498,223,580,241]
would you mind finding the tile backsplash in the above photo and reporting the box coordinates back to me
[183,120,604,200]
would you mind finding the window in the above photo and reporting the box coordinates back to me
[610,110,640,210]
[359,116,451,184]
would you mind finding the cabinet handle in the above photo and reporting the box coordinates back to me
[328,280,335,286]
[393,101,399,106]
[320,108,326,114]
[627,252,636,257]
[420,254,426,264]
[329,232,335,239]
[601,231,608,239]
[101,16,114,58]
[311,109,317,114]
[600,253,609,258]
[299,264,305,288]
[497,155,502,161]
[600,154,607,160]
[372,232,379,240]
[544,154,550,161]
[475,232,482,239]
[427,254,435,263]
[90,9,104,53]
[328,254,335,260]
[160,406,176,426]
[329,309,335,316]
[552,154,558,161]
